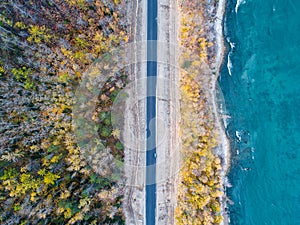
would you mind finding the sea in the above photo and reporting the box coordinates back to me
[218,0,300,224]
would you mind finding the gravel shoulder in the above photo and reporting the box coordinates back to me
[156,0,180,224]
[123,0,147,224]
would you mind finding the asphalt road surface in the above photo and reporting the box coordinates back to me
[146,0,157,223]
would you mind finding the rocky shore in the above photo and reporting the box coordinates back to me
[207,0,231,224]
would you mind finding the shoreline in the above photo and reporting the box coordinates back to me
[211,0,231,224]
[213,0,230,183]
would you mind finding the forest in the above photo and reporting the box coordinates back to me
[0,0,128,224]
[176,0,224,224]
[0,0,225,224]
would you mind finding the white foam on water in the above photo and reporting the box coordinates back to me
[223,114,231,128]
[227,53,233,76]
[235,0,246,13]
[251,147,255,159]
[226,38,235,76]
[224,177,232,188]
[235,130,242,142]
[229,40,235,49]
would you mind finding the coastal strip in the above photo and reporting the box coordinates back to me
[206,0,231,223]
[176,0,230,224]
[211,0,231,224]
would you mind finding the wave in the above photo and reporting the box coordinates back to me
[235,130,242,142]
[227,53,233,76]
[226,38,235,76]
[235,0,246,13]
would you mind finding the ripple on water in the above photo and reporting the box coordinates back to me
[220,0,300,224]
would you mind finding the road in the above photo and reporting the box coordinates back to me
[146,0,157,223]
[124,0,178,223]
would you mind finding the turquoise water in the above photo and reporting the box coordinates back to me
[219,0,300,224]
